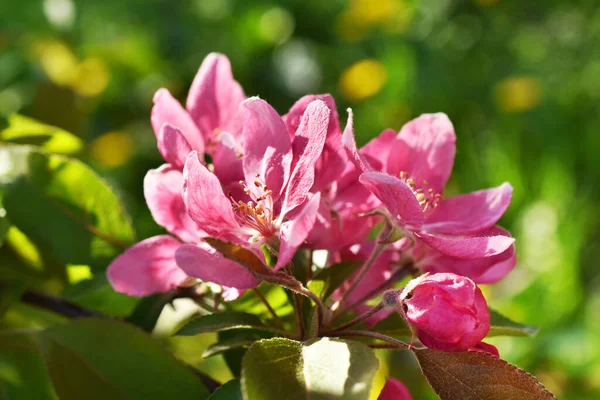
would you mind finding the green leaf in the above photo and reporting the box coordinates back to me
[0,114,83,155]
[208,379,242,400]
[241,337,379,400]
[176,312,277,336]
[227,283,293,321]
[308,261,362,300]
[203,329,274,358]
[37,318,210,400]
[0,145,134,270]
[413,348,556,400]
[61,275,139,317]
[0,332,58,399]
[488,308,538,337]
[127,292,174,333]
[0,281,27,318]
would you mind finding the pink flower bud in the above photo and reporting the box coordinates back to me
[400,273,490,351]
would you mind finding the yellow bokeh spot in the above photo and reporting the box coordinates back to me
[90,131,135,168]
[36,40,78,86]
[67,265,92,284]
[494,76,542,112]
[336,0,411,41]
[72,57,110,97]
[339,59,387,101]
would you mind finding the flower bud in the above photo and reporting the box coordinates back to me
[400,273,490,351]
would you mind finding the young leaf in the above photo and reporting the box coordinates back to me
[488,308,538,337]
[0,114,83,155]
[37,318,210,400]
[413,348,556,400]
[203,329,274,358]
[176,312,278,336]
[208,379,242,400]
[0,145,134,270]
[241,337,379,400]
[309,261,362,300]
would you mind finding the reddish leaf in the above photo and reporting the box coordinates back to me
[413,348,556,400]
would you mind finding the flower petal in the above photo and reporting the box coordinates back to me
[144,164,203,243]
[342,108,372,172]
[107,235,186,296]
[416,230,515,259]
[275,193,321,270]
[157,124,192,170]
[387,113,456,193]
[186,53,245,141]
[281,100,329,216]
[361,129,397,171]
[240,97,292,199]
[423,183,513,234]
[182,151,239,238]
[176,243,259,289]
[359,172,425,228]
[212,131,244,188]
[378,378,414,400]
[151,88,204,153]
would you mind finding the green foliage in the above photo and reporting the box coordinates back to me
[208,379,242,400]
[308,261,362,300]
[413,348,556,400]
[176,312,279,336]
[241,337,379,400]
[0,144,134,271]
[488,308,539,338]
[0,115,83,155]
[4,318,211,400]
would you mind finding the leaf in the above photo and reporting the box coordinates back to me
[127,292,174,333]
[0,332,58,399]
[241,337,379,400]
[176,312,277,336]
[208,379,242,400]
[227,283,293,321]
[0,145,134,270]
[308,261,362,300]
[61,274,139,317]
[0,281,27,318]
[0,114,83,155]
[488,308,538,337]
[203,329,274,358]
[413,348,556,400]
[205,238,271,275]
[37,318,210,400]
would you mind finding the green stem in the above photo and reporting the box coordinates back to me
[323,330,410,349]
[253,288,285,331]
[330,303,385,332]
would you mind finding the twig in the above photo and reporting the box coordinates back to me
[323,329,410,349]
[330,303,385,332]
[20,290,104,319]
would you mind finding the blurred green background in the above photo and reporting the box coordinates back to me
[1,0,599,398]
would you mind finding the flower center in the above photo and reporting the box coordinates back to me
[398,171,441,213]
[230,174,279,243]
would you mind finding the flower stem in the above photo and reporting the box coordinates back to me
[330,303,385,332]
[323,329,410,349]
[252,288,285,331]
[331,242,387,312]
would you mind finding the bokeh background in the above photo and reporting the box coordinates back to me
[1,0,599,398]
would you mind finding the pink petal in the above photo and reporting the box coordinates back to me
[283,94,345,190]
[186,53,245,141]
[175,244,259,289]
[212,131,244,188]
[281,100,329,216]
[151,88,204,153]
[275,193,321,270]
[386,113,456,193]
[144,164,203,243]
[359,172,425,228]
[182,151,239,238]
[423,183,513,234]
[240,97,292,199]
[415,230,515,259]
[342,108,372,172]
[157,124,192,170]
[378,378,413,400]
[107,235,187,296]
[360,129,397,171]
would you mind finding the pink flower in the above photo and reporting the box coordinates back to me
[396,273,490,351]
[378,378,413,400]
[176,97,329,285]
[345,113,515,261]
[108,53,246,297]
[470,341,500,357]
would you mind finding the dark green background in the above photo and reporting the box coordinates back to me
[1,0,599,398]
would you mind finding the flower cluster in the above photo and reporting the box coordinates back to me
[107,53,516,392]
